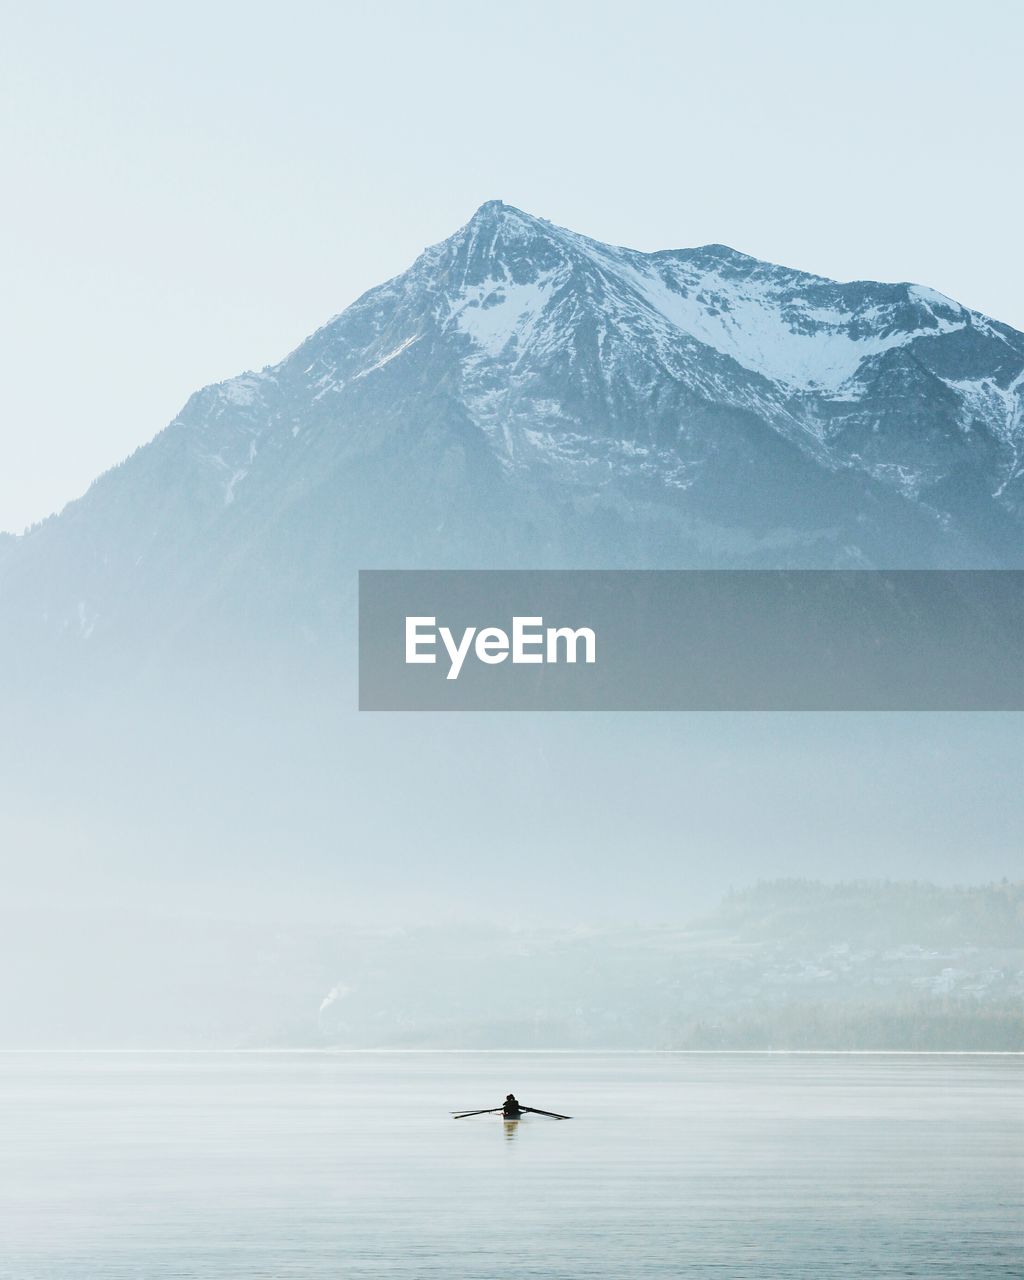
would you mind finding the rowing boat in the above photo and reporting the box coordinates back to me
[452,1103,571,1120]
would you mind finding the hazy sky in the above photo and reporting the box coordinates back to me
[2,0,1022,532]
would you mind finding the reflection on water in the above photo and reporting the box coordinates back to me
[0,1051,1020,1278]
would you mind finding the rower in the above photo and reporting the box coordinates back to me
[452,1098,570,1119]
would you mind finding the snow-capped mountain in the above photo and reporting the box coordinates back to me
[3,201,1023,663]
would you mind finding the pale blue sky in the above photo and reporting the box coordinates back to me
[2,0,1021,531]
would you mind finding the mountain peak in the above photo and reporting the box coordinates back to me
[468,198,533,223]
[429,200,575,290]
[471,198,512,218]
[459,199,554,244]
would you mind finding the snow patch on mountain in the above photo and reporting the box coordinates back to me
[223,468,248,506]
[353,334,423,380]
[627,263,966,391]
[221,372,267,407]
[453,275,557,356]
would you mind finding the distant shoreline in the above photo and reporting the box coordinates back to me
[1,1048,1020,1056]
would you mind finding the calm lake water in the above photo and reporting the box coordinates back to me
[0,1052,1019,1278]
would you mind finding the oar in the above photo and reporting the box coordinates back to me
[520,1106,572,1120]
[452,1107,504,1118]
